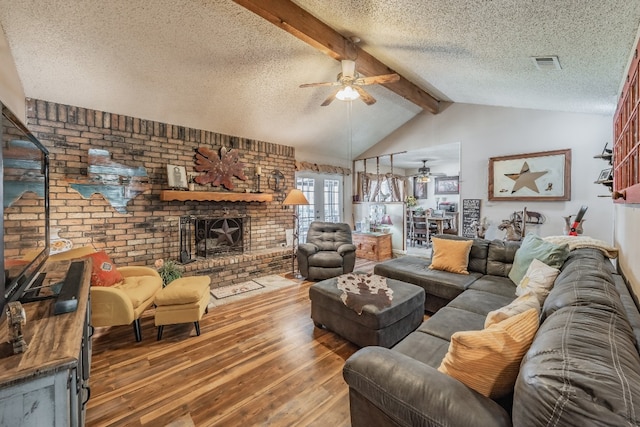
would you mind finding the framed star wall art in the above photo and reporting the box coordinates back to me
[488,149,571,201]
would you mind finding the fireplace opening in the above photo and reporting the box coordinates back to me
[179,215,250,261]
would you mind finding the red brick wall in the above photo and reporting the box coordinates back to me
[23,98,295,282]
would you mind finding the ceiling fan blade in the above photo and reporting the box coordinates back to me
[353,86,376,105]
[354,73,400,86]
[320,88,341,106]
[299,81,341,88]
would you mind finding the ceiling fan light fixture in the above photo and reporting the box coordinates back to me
[417,175,431,183]
[336,85,360,101]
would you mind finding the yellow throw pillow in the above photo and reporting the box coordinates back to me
[484,290,541,328]
[438,308,539,399]
[429,237,473,274]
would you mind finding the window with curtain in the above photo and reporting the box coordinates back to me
[357,172,408,203]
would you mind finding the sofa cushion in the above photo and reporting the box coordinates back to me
[467,275,516,298]
[154,276,211,306]
[543,248,626,320]
[392,330,451,368]
[418,307,486,341]
[615,274,640,355]
[429,237,473,274]
[432,234,489,274]
[486,239,520,277]
[513,246,640,425]
[508,233,569,285]
[438,308,539,399]
[516,258,560,302]
[305,221,352,251]
[307,251,344,268]
[374,256,481,302]
[485,289,540,328]
[448,289,514,316]
[116,276,162,309]
[514,305,640,426]
[83,251,123,287]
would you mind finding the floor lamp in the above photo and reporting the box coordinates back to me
[282,188,309,279]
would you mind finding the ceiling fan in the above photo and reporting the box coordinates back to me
[416,160,445,183]
[299,59,399,106]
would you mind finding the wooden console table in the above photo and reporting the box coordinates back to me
[0,259,92,426]
[353,232,393,262]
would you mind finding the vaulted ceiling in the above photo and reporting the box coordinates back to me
[1,1,639,166]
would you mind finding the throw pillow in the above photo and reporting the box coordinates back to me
[429,237,474,275]
[515,258,560,303]
[438,308,540,399]
[508,233,569,285]
[83,251,123,287]
[484,289,540,328]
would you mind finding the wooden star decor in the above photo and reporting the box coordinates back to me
[194,146,247,190]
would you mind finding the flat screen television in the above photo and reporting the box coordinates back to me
[1,102,50,318]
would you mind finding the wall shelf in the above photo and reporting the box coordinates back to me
[160,190,273,202]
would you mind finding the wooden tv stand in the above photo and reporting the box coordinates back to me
[0,259,92,426]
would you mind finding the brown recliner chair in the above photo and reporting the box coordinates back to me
[297,221,356,281]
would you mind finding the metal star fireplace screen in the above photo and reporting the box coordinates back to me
[179,215,250,260]
[488,149,571,201]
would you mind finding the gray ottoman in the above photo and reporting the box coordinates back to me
[309,275,425,348]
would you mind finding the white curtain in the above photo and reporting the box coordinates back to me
[357,172,408,202]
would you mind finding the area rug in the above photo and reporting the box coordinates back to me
[211,281,264,299]
[208,274,299,308]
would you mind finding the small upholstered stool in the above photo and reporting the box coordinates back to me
[309,274,425,348]
[154,276,211,340]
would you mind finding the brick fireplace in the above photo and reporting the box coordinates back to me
[24,99,295,284]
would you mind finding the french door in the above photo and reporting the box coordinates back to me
[296,173,343,243]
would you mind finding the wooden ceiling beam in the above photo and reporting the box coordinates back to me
[233,0,441,114]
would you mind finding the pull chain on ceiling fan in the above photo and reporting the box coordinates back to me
[300,59,399,106]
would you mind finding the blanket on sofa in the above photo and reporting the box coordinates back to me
[543,235,618,258]
[337,273,393,315]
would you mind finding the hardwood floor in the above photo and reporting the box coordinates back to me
[87,267,377,426]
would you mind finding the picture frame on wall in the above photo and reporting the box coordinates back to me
[488,149,571,201]
[413,177,428,199]
[167,164,188,189]
[434,176,459,195]
[597,168,612,183]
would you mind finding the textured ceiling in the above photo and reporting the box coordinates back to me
[0,1,639,165]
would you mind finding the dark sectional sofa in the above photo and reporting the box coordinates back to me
[373,234,520,313]
[343,235,640,426]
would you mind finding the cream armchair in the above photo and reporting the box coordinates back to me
[48,247,162,342]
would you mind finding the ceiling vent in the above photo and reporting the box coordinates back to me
[531,56,562,70]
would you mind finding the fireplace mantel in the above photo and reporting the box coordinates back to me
[160,190,273,202]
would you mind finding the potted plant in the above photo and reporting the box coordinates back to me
[155,258,183,287]
[406,195,418,208]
